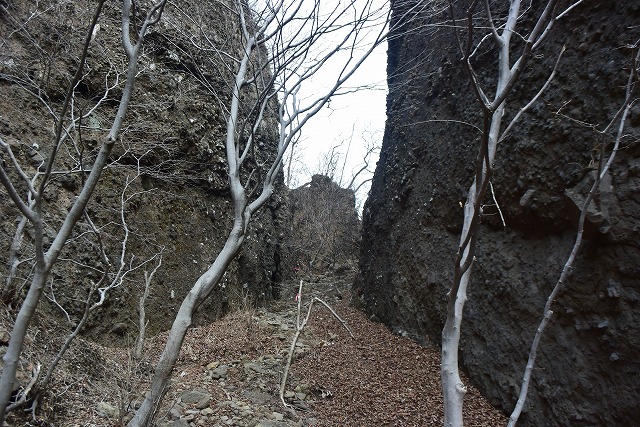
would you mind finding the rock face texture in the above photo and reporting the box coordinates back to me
[0,0,286,341]
[357,1,640,425]
[285,175,359,277]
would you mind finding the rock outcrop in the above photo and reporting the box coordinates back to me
[357,1,640,425]
[0,0,286,342]
[285,175,359,277]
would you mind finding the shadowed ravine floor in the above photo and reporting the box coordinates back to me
[5,275,506,426]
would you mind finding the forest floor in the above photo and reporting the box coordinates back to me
[4,275,507,427]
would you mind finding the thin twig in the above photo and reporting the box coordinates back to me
[5,363,40,413]
[279,280,355,409]
[489,181,506,228]
[500,45,566,143]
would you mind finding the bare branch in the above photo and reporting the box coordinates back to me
[500,45,566,143]
[0,0,167,421]
[280,280,354,408]
[36,0,107,197]
[508,89,635,427]
[134,254,163,360]
[490,0,560,111]
[5,363,40,414]
[129,1,390,422]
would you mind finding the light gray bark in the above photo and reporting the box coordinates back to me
[0,0,166,422]
[279,281,354,408]
[2,213,29,301]
[128,231,245,426]
[128,14,259,422]
[441,1,562,425]
[134,257,162,361]
[128,1,392,424]
[508,54,638,426]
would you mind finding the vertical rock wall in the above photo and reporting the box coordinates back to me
[0,0,286,342]
[357,1,640,425]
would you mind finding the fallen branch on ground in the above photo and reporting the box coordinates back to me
[279,280,355,409]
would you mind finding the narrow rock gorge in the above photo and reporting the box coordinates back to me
[357,1,640,425]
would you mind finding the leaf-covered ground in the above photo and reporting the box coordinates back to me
[4,276,506,426]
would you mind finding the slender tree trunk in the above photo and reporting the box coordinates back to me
[440,0,562,422]
[128,228,245,427]
[129,0,390,422]
[0,266,47,422]
[0,113,118,423]
[508,66,637,426]
[441,245,473,426]
[0,1,165,421]
[441,106,503,426]
[134,263,158,360]
[2,215,28,301]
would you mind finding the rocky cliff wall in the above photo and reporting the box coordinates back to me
[285,175,360,277]
[0,0,286,342]
[357,1,640,425]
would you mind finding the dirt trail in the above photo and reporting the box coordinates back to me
[5,275,506,426]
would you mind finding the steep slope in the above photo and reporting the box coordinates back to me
[357,1,640,425]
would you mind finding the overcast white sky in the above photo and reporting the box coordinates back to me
[295,44,387,177]
[283,2,389,209]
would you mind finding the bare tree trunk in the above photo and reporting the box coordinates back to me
[129,0,391,423]
[2,214,29,301]
[130,16,255,423]
[279,280,354,408]
[0,265,47,422]
[134,258,161,361]
[441,0,562,424]
[0,0,166,421]
[442,111,499,426]
[508,54,638,425]
[0,0,105,411]
[128,228,245,427]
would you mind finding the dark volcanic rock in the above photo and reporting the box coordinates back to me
[357,1,639,426]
